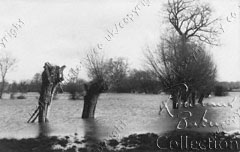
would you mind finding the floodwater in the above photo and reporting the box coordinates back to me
[0,92,239,141]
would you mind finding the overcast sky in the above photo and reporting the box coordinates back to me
[0,0,239,82]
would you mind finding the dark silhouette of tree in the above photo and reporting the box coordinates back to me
[145,35,216,108]
[82,78,107,118]
[64,79,85,100]
[0,53,16,99]
[8,81,18,99]
[30,73,42,93]
[62,66,85,100]
[215,81,240,91]
[145,0,220,108]
[105,57,128,92]
[214,85,228,96]
[17,81,29,99]
[127,69,161,94]
[82,50,108,118]
[165,0,220,45]
[82,50,128,118]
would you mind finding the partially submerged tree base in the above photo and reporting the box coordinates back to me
[27,62,65,123]
[82,78,107,119]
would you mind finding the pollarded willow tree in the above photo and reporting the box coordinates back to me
[27,63,66,123]
[145,0,220,109]
[82,50,108,118]
[82,49,128,118]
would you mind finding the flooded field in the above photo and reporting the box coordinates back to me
[0,92,239,141]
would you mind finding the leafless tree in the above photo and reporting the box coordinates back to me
[33,73,42,84]
[68,66,81,83]
[0,53,16,99]
[104,57,128,90]
[82,50,129,118]
[165,0,220,45]
[82,50,108,118]
[85,50,128,86]
[85,49,106,81]
[145,35,216,108]
[144,0,219,108]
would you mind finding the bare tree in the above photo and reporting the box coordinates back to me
[104,57,128,91]
[82,50,128,118]
[82,50,108,118]
[144,0,219,108]
[33,73,42,84]
[31,73,42,93]
[165,0,220,45]
[0,53,16,99]
[66,65,81,83]
[145,35,216,108]
[85,49,106,80]
[164,0,219,106]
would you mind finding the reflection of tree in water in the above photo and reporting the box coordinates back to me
[82,118,107,151]
[94,117,108,126]
[37,123,52,137]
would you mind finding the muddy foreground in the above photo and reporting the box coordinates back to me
[0,130,240,152]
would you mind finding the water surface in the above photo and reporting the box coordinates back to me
[0,92,239,141]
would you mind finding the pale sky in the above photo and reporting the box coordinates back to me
[0,0,239,82]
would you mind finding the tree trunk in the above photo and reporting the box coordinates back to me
[38,85,57,123]
[81,79,107,119]
[0,79,5,99]
[39,102,48,123]
[191,91,196,106]
[171,93,178,109]
[38,78,57,123]
[198,93,204,105]
[38,63,65,123]
[82,94,100,118]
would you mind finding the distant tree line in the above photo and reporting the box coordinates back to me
[215,81,240,91]
[1,53,239,100]
[213,81,240,96]
[4,70,239,100]
[3,61,162,100]
[108,69,161,94]
[1,55,239,100]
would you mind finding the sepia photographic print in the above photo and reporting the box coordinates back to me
[0,0,240,151]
